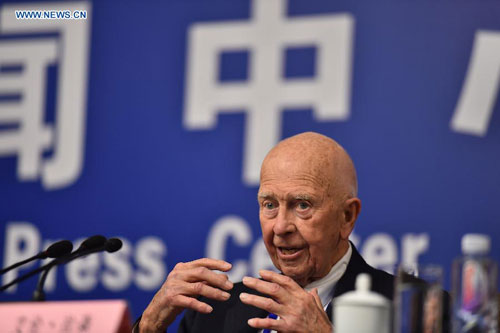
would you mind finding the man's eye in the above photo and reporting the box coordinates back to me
[297,202,310,210]
[264,202,276,209]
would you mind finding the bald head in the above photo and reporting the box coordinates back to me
[261,132,358,200]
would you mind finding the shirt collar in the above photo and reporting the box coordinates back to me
[304,242,352,309]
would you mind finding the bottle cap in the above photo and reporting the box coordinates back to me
[461,233,490,255]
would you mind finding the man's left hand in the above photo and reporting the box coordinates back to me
[239,270,332,333]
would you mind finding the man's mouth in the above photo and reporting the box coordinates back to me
[278,247,301,255]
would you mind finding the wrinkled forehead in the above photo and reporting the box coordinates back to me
[260,148,335,193]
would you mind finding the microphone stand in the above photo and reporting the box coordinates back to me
[32,247,102,301]
[0,240,73,276]
[32,238,122,300]
[0,235,107,293]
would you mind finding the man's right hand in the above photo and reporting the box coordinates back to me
[139,258,233,333]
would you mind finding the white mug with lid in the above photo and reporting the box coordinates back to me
[333,273,391,333]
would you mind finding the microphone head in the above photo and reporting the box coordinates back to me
[44,240,73,258]
[78,235,107,251]
[105,238,123,253]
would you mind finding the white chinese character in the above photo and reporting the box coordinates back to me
[451,30,500,136]
[0,1,91,189]
[184,0,354,185]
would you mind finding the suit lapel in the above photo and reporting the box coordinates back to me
[333,243,367,298]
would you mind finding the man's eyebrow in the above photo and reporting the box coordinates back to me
[257,192,313,201]
[257,192,274,200]
[291,193,313,201]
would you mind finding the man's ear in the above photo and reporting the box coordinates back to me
[340,197,361,239]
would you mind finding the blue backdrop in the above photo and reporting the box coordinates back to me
[0,0,499,330]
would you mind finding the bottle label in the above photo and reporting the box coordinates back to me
[461,259,488,313]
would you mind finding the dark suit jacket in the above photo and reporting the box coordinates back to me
[177,245,394,333]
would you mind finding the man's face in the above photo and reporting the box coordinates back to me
[258,156,347,287]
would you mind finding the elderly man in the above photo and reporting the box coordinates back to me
[138,132,394,332]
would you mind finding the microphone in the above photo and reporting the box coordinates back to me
[105,238,123,253]
[72,235,107,256]
[0,235,112,293]
[0,240,73,275]
[43,240,73,259]
[32,237,123,301]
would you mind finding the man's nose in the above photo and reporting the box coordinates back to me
[273,207,296,235]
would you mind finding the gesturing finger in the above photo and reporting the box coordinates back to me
[178,280,231,302]
[242,276,286,300]
[170,294,214,314]
[181,258,232,272]
[174,266,233,291]
[239,292,282,314]
[309,288,323,309]
[259,269,302,290]
[247,317,281,331]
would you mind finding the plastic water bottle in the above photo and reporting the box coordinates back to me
[452,234,498,333]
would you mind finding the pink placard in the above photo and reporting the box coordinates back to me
[0,299,132,333]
